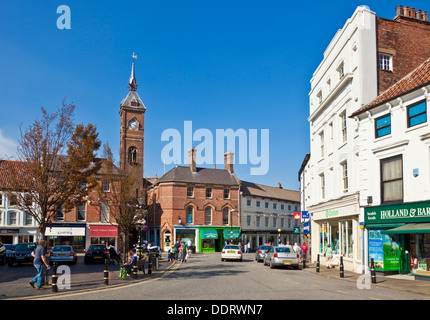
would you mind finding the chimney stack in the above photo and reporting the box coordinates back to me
[277,182,283,189]
[188,148,197,173]
[396,5,428,21]
[224,151,234,173]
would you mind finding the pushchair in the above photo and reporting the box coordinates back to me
[109,246,121,265]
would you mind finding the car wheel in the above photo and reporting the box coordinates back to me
[294,265,299,270]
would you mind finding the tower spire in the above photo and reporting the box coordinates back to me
[129,52,138,91]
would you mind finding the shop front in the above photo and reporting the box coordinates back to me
[175,227,197,253]
[198,227,240,252]
[365,200,430,279]
[89,224,118,249]
[45,223,86,252]
[310,194,361,272]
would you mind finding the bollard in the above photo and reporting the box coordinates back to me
[340,256,344,278]
[370,258,376,284]
[303,253,306,269]
[148,256,153,275]
[155,256,159,271]
[104,259,109,285]
[52,262,58,292]
[132,256,138,279]
[316,254,320,273]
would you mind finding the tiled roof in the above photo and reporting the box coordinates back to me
[155,166,239,186]
[352,57,430,116]
[240,180,300,203]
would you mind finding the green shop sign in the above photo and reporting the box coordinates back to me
[365,200,430,225]
[223,229,240,239]
[200,229,219,239]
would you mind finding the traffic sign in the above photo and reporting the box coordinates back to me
[301,211,309,219]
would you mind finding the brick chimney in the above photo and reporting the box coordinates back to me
[423,11,428,22]
[188,148,197,173]
[396,5,428,21]
[224,151,234,173]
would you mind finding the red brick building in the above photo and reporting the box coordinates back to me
[377,5,430,94]
[147,149,240,252]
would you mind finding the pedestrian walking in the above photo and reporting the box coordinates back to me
[293,243,302,261]
[29,240,49,290]
[301,243,308,262]
[324,244,333,269]
[247,241,251,253]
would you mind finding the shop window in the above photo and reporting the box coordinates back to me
[375,114,391,138]
[381,155,403,203]
[407,100,427,128]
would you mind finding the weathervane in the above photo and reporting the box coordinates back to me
[132,52,137,60]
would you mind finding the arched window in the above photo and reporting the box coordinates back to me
[204,207,212,225]
[128,147,137,164]
[223,208,229,225]
[186,206,193,224]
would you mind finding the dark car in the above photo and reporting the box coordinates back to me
[84,244,109,264]
[8,243,37,267]
[0,242,6,265]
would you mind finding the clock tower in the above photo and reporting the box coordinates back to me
[119,57,146,199]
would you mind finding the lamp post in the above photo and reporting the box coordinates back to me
[230,209,235,244]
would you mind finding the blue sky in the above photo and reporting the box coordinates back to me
[1,0,429,191]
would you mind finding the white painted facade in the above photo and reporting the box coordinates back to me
[240,194,300,250]
[356,84,430,268]
[306,6,378,272]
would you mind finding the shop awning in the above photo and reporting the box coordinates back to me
[200,229,218,239]
[89,225,118,237]
[223,229,241,239]
[381,223,430,234]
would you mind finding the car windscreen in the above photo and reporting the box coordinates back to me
[53,246,72,252]
[15,244,36,251]
[89,245,106,251]
[224,246,239,250]
[275,247,291,253]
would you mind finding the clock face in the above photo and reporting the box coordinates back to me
[129,119,138,129]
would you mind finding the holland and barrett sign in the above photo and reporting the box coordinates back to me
[365,200,430,225]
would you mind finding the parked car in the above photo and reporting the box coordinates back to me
[0,242,6,265]
[8,243,37,267]
[263,245,300,269]
[84,244,109,264]
[221,245,243,262]
[255,245,273,262]
[49,245,77,265]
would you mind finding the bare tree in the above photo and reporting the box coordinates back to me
[95,143,146,261]
[2,101,101,238]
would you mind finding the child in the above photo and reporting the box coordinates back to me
[167,248,172,263]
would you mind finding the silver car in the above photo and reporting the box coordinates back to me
[263,246,300,269]
[49,245,77,265]
[255,245,272,262]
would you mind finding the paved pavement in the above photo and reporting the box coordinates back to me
[2,256,179,300]
[302,261,430,298]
